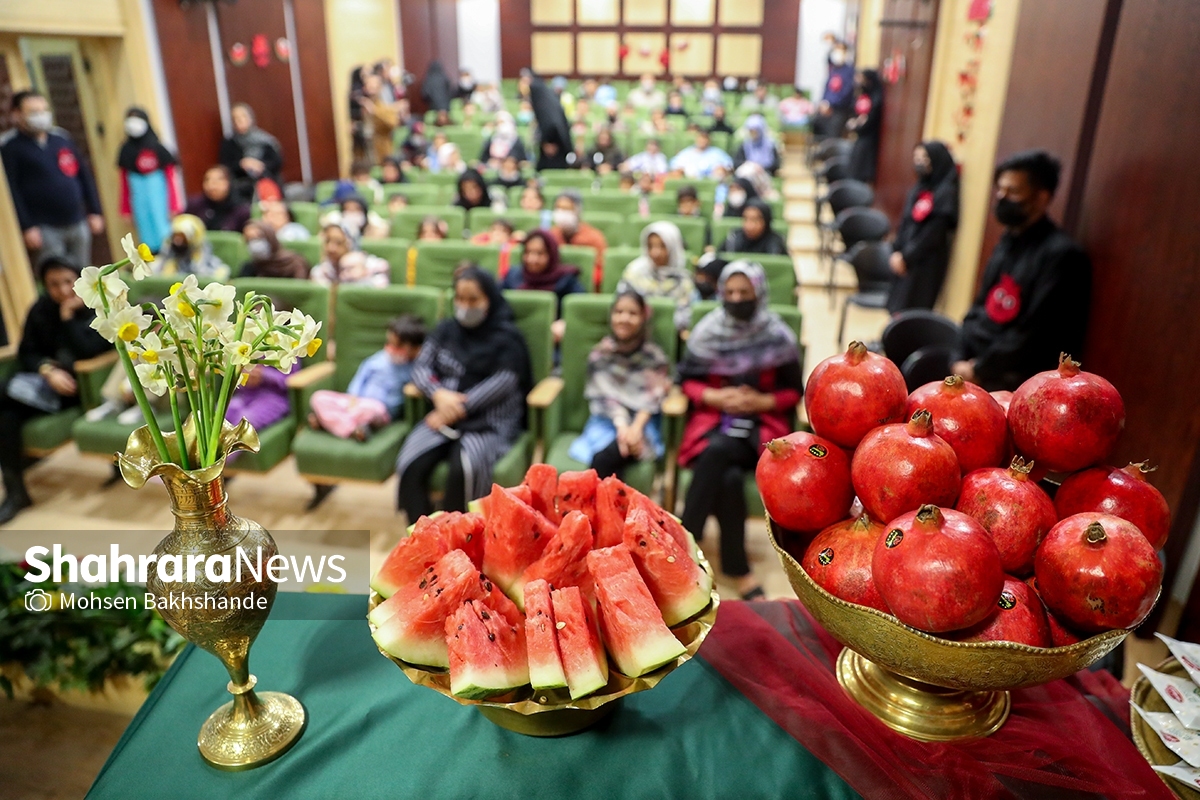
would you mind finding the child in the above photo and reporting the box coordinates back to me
[386,193,409,216]
[470,219,517,246]
[416,216,448,241]
[380,157,405,184]
[309,315,426,440]
[350,160,384,205]
[619,172,637,192]
[492,155,525,190]
[676,185,702,217]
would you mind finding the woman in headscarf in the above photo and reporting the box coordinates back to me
[677,262,803,600]
[887,141,960,314]
[568,286,671,480]
[733,115,781,175]
[735,161,778,201]
[155,214,230,279]
[309,222,389,288]
[721,176,760,219]
[530,75,574,171]
[721,198,787,255]
[479,111,529,169]
[219,103,283,203]
[396,266,533,517]
[239,220,310,279]
[621,221,696,331]
[436,142,466,175]
[846,69,885,185]
[692,252,727,301]
[185,165,251,232]
[500,230,585,344]
[117,107,181,253]
[586,127,625,174]
[454,168,491,212]
[420,61,454,112]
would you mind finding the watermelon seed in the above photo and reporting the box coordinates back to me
[423,593,429,600]
[419,579,427,589]
[435,588,443,596]
[556,621,566,630]
[488,633,496,642]
[485,580,494,592]
[638,541,647,547]
[481,611,490,620]
[667,556,676,563]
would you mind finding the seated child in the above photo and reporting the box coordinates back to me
[386,193,409,216]
[416,216,448,241]
[470,219,518,246]
[350,161,384,206]
[492,155,525,190]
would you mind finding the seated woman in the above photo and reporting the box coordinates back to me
[586,128,625,174]
[568,287,671,480]
[621,221,696,331]
[721,177,759,219]
[395,266,532,518]
[184,164,251,232]
[454,168,491,213]
[225,363,292,434]
[239,220,310,279]
[309,223,389,287]
[500,230,585,344]
[720,198,787,255]
[479,112,528,170]
[0,257,110,523]
[155,214,230,279]
[380,156,406,184]
[732,114,781,175]
[677,262,802,600]
[416,216,448,241]
[323,194,389,240]
[258,200,312,242]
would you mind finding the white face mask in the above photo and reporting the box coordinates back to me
[454,304,487,328]
[552,209,578,230]
[831,50,847,66]
[26,111,53,133]
[247,238,272,260]
[342,211,366,233]
[727,189,747,207]
[496,122,516,138]
[124,116,149,138]
[641,80,655,92]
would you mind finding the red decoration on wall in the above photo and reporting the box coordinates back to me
[252,34,270,69]
[274,37,291,63]
[968,0,992,22]
[619,44,630,60]
[676,39,690,51]
[229,42,248,66]
[659,48,670,69]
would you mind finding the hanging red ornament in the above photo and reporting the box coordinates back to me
[619,44,630,60]
[659,48,670,69]
[275,37,291,63]
[229,42,248,67]
[252,34,270,69]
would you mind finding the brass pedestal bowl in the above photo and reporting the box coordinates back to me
[766,516,1132,742]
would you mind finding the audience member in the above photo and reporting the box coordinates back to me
[734,115,781,175]
[519,184,546,212]
[359,72,402,164]
[480,111,529,169]
[186,165,251,232]
[259,200,311,242]
[455,169,491,212]
[421,61,454,111]
[416,216,449,241]
[155,214,230,279]
[117,107,181,254]
[628,74,666,110]
[220,102,283,203]
[701,79,724,115]
[310,222,389,287]
[500,230,585,342]
[721,177,758,218]
[225,359,294,434]
[349,160,384,205]
[491,155,525,190]
[741,84,780,113]
[642,108,674,136]
[665,92,688,117]
[625,138,669,177]
[387,193,410,216]
[622,221,695,331]
[380,157,406,185]
[670,129,733,179]
[846,70,885,184]
[551,76,576,119]
[779,87,812,129]
[721,198,786,255]
[887,141,959,314]
[426,132,449,170]
[549,190,607,290]
[692,252,726,300]
[593,78,617,107]
[329,194,389,240]
[586,128,625,173]
[470,219,519,246]
[436,142,466,175]
[239,220,310,279]
[471,83,504,114]
[813,38,856,138]
[707,106,734,134]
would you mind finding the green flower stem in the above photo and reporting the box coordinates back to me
[165,371,191,472]
[205,313,248,463]
[114,342,172,465]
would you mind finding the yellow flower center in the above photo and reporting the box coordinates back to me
[234,342,251,358]
[137,243,155,262]
[177,301,195,318]
[306,338,323,357]
[169,282,183,295]
[141,349,159,364]
[117,322,141,342]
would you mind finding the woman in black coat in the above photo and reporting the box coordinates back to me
[530,76,574,171]
[421,61,454,112]
[219,103,284,203]
[846,70,884,185]
[721,198,787,255]
[887,141,959,313]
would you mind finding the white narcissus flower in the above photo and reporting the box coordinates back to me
[224,339,254,366]
[92,303,152,343]
[163,275,202,329]
[134,363,169,396]
[128,332,179,369]
[121,233,155,280]
[74,267,129,311]
[198,283,238,326]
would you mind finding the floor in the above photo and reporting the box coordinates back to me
[0,147,1173,797]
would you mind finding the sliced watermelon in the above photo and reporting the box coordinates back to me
[434,511,486,570]
[551,585,609,700]
[517,510,595,609]
[628,493,698,562]
[480,572,525,628]
[481,484,557,596]
[623,507,713,626]
[371,549,484,668]
[587,545,687,677]
[556,469,600,532]
[370,522,449,599]
[510,483,534,507]
[523,579,568,691]
[523,463,562,524]
[594,476,633,549]
[445,599,529,699]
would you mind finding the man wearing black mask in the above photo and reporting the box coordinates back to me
[951,150,1091,391]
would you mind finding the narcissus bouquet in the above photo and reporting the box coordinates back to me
[75,234,322,469]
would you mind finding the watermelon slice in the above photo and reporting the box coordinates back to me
[510,483,534,507]
[551,585,609,700]
[556,469,600,532]
[594,476,633,549]
[480,572,525,628]
[371,549,485,668]
[517,510,595,609]
[523,463,562,524]
[445,599,529,699]
[434,511,486,570]
[523,579,568,691]
[587,545,687,677]
[628,493,698,562]
[623,507,713,626]
[481,485,557,596]
[371,523,449,599]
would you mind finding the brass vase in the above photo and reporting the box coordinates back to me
[119,418,306,769]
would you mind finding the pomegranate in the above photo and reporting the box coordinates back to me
[1035,513,1162,632]
[801,515,889,612]
[805,341,908,449]
[990,390,1013,413]
[757,432,854,533]
[1008,353,1125,473]
[1055,462,1171,550]
[907,376,1009,474]
[955,456,1057,576]
[872,505,1004,632]
[851,410,961,523]
[958,577,1051,647]
[1025,576,1084,646]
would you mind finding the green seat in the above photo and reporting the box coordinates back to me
[127,275,210,306]
[0,349,109,458]
[540,295,679,499]
[598,172,624,189]
[360,238,412,281]
[601,246,642,294]
[579,211,624,247]
[637,215,708,256]
[541,170,594,189]
[389,207,466,241]
[290,201,321,234]
[315,180,339,203]
[648,194,714,218]
[442,127,483,160]
[291,285,442,484]
[466,208,541,236]
[582,191,639,216]
[288,239,324,270]
[711,217,791,251]
[206,231,248,274]
[719,252,798,303]
[411,241,503,288]
[664,177,720,196]
[708,131,731,154]
[383,183,444,206]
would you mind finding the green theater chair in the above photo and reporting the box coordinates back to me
[389,206,466,241]
[719,252,799,302]
[410,241,503,288]
[205,230,249,274]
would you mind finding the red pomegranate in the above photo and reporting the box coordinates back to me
[1035,513,1162,632]
[801,515,889,612]
[959,577,1050,647]
[1055,462,1171,550]
[1008,354,1126,473]
[955,457,1057,576]
[872,505,1004,632]
[851,410,961,523]
[907,376,1008,474]
[1025,576,1084,646]
[757,432,854,533]
[990,390,1013,413]
[805,341,908,449]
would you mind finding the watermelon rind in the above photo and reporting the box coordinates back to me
[447,600,529,700]
[552,586,609,700]
[524,579,569,691]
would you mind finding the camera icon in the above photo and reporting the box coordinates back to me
[24,588,52,612]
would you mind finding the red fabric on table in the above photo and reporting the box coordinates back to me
[698,600,1172,800]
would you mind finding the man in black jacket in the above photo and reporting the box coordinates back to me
[952,150,1092,391]
[1,91,104,269]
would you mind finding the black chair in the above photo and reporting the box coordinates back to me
[881,310,960,373]
[837,241,894,347]
[900,345,956,392]
[817,179,875,272]
[827,207,890,305]
[808,137,853,170]
[817,156,850,188]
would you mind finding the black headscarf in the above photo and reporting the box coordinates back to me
[529,75,572,169]
[906,140,959,226]
[434,266,533,394]
[421,61,453,112]
[455,168,490,211]
[722,177,760,218]
[860,70,884,104]
[117,108,176,174]
[722,198,787,255]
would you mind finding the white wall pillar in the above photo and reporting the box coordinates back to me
[797,0,848,97]
[456,0,501,86]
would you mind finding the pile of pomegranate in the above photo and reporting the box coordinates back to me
[756,344,1165,647]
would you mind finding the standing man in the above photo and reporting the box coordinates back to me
[2,91,104,269]
[952,150,1092,391]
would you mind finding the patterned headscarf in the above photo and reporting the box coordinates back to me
[584,287,671,424]
[621,221,694,330]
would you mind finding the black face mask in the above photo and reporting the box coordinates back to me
[695,280,717,300]
[724,298,756,321]
[914,163,931,179]
[170,240,190,256]
[994,197,1029,227]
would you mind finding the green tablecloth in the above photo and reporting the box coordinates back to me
[88,593,859,800]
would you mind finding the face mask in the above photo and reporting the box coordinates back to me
[724,298,757,321]
[516,110,533,124]
[26,111,53,133]
[831,50,847,66]
[124,117,149,138]
[727,190,747,208]
[342,212,366,233]
[170,240,190,256]
[704,87,722,101]
[496,122,516,138]
[552,209,578,230]
[455,305,487,329]
[642,81,655,92]
[994,197,1029,227]
[696,280,717,300]
[914,163,931,178]
[460,78,473,89]
[247,238,272,260]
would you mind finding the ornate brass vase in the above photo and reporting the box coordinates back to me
[119,419,306,769]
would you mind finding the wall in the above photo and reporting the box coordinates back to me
[797,0,849,97]
[854,0,884,67]
[457,0,501,85]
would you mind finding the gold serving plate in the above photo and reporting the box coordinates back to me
[368,555,719,737]
[1131,656,1200,800]
[766,515,1134,742]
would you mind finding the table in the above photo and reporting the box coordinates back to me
[88,595,1171,800]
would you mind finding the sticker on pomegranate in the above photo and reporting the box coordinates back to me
[57,148,78,178]
[997,592,1016,610]
[1136,706,1200,767]
[808,444,828,458]
[885,529,903,548]
[1158,635,1200,688]
[818,548,834,566]
[1138,663,1200,729]
[985,273,1021,325]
